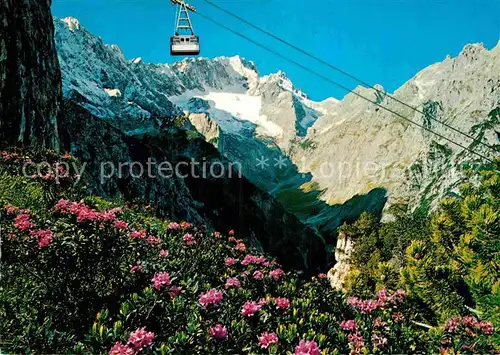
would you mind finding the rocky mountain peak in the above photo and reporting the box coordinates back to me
[261,70,308,99]
[61,17,81,32]
[459,42,486,60]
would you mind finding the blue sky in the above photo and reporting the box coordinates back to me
[51,0,500,101]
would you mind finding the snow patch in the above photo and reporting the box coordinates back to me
[104,88,122,97]
[204,92,282,137]
[170,90,283,137]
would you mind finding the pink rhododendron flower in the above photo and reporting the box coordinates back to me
[376,288,388,305]
[15,214,35,231]
[348,296,380,314]
[109,207,123,215]
[160,250,169,257]
[373,317,386,328]
[30,229,54,248]
[229,229,235,236]
[180,221,192,229]
[479,320,494,335]
[130,263,143,273]
[241,255,256,265]
[168,285,182,298]
[7,233,16,240]
[147,236,161,245]
[168,222,180,230]
[258,332,278,348]
[39,172,56,181]
[183,233,195,245]
[199,288,223,308]
[241,301,262,316]
[462,315,478,328]
[269,268,285,280]
[224,257,237,266]
[114,220,129,230]
[392,312,404,323]
[294,340,320,355]
[4,204,20,215]
[129,230,147,239]
[152,272,171,290]
[348,289,405,315]
[213,231,221,238]
[347,296,360,308]
[109,342,135,355]
[258,297,270,305]
[372,334,388,348]
[390,289,406,303]
[253,270,265,280]
[318,273,327,279]
[127,327,155,352]
[241,255,267,266]
[348,332,365,354]
[55,200,121,224]
[235,242,246,251]
[225,277,241,289]
[444,317,460,333]
[54,198,69,212]
[275,297,290,310]
[360,299,380,314]
[209,324,228,340]
[340,320,359,332]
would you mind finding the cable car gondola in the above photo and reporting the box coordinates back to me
[170,0,199,56]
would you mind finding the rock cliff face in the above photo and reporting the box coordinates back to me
[0,0,61,150]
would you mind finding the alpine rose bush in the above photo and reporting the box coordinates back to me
[0,152,498,355]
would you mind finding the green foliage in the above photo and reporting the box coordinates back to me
[339,160,499,351]
[340,213,403,296]
[400,161,499,329]
[298,139,317,150]
[0,169,45,212]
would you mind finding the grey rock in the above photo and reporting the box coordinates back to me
[0,0,61,150]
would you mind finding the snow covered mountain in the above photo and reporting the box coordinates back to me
[54,16,500,225]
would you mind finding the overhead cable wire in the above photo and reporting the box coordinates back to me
[194,10,495,164]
